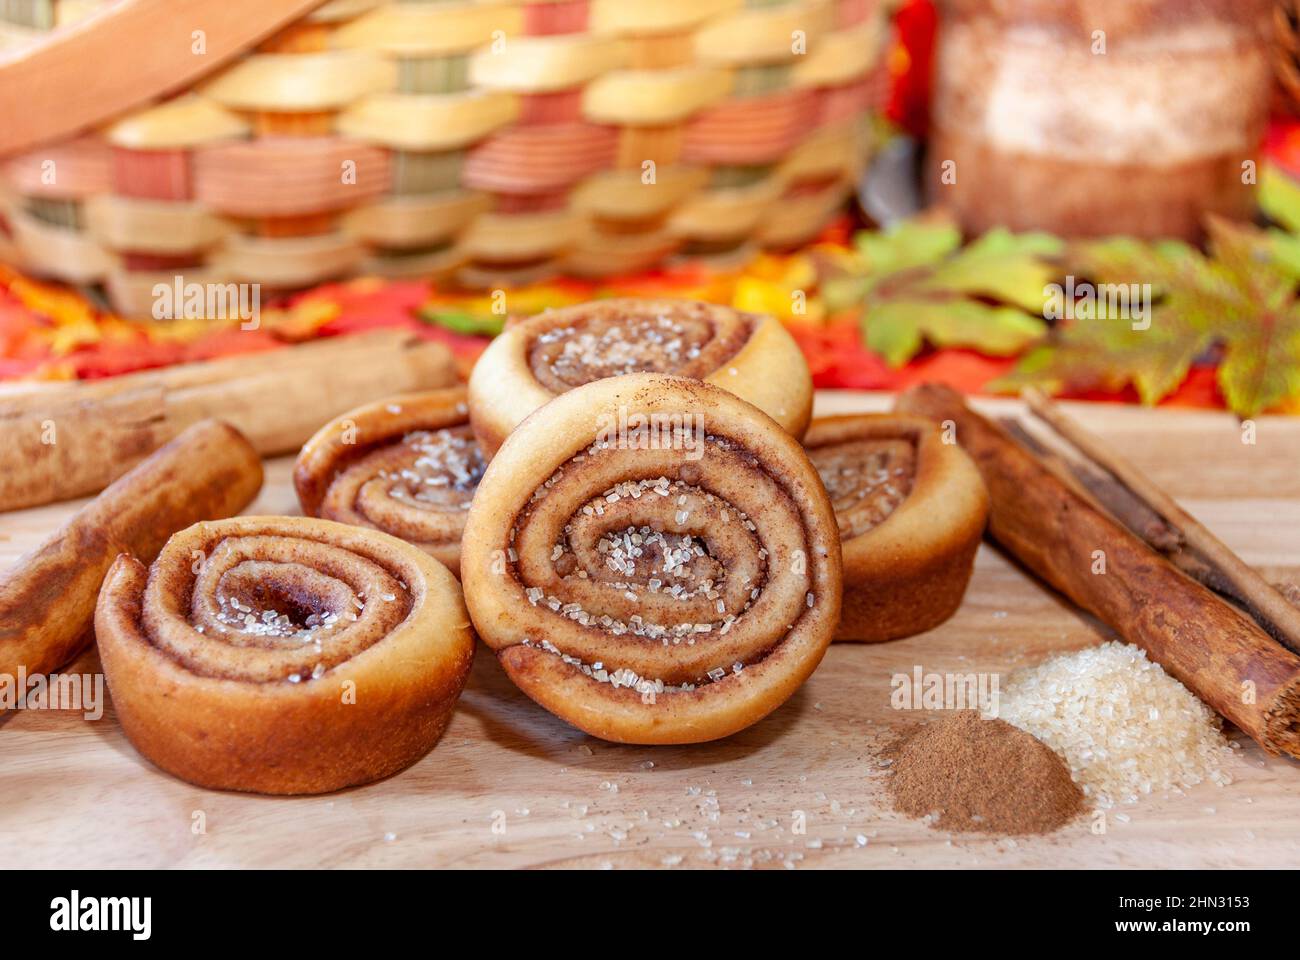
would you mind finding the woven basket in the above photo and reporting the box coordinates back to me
[0,0,892,315]
[931,0,1271,241]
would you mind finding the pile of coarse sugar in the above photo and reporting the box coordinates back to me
[994,641,1237,809]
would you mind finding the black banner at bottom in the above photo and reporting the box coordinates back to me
[1,867,1283,946]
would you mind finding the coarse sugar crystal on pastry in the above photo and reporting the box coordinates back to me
[466,298,813,455]
[803,413,989,643]
[460,373,841,744]
[294,386,486,575]
[94,516,475,795]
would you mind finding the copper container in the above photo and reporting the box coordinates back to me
[928,0,1273,239]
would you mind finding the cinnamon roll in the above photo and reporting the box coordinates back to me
[95,517,475,795]
[461,373,841,744]
[466,298,813,455]
[803,415,989,643]
[294,387,484,573]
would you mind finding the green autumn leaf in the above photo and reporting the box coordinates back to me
[1268,228,1300,276]
[854,219,961,276]
[996,333,1204,407]
[861,302,923,366]
[1206,219,1300,416]
[821,274,872,313]
[1218,320,1300,417]
[994,218,1300,417]
[993,234,1216,404]
[417,308,505,337]
[921,229,1065,311]
[1067,236,1206,292]
[1259,162,1300,234]
[867,300,1047,367]
[827,216,1059,367]
[824,219,962,312]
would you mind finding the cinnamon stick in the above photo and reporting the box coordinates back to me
[1000,418,1185,554]
[0,330,456,511]
[1023,387,1300,654]
[897,383,1300,758]
[1001,415,1241,604]
[0,419,263,687]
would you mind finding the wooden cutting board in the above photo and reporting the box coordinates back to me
[2,391,1298,869]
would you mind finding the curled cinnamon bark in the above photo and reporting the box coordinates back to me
[0,419,263,687]
[804,414,988,642]
[294,387,484,574]
[0,331,456,511]
[1021,386,1300,655]
[897,383,1300,758]
[94,516,474,794]
[461,373,841,744]
[467,298,813,454]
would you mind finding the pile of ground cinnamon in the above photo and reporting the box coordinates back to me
[884,710,1083,835]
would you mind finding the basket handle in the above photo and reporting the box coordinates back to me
[0,0,326,156]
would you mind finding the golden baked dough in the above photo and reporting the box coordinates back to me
[295,386,484,574]
[95,516,474,794]
[467,298,812,454]
[804,414,989,643]
[461,373,840,744]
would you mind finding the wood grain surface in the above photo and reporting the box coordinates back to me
[2,392,1298,869]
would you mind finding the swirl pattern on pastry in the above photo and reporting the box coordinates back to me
[461,373,841,744]
[95,516,474,794]
[467,298,813,454]
[804,414,989,643]
[294,387,485,573]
